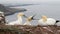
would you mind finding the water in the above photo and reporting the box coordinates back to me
[5,3,60,25]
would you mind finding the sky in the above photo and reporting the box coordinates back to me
[0,0,60,4]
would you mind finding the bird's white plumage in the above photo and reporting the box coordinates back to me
[5,13,24,25]
[24,21,31,25]
[6,16,22,25]
[38,16,56,26]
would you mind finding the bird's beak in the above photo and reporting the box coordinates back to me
[23,15,28,18]
[32,14,36,17]
[32,18,39,20]
[32,15,39,20]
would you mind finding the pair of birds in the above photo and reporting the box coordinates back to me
[6,13,60,26]
[5,13,34,25]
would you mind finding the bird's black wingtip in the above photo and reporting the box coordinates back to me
[56,20,60,23]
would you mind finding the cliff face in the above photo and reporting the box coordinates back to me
[0,4,27,16]
[0,12,6,24]
[0,25,60,34]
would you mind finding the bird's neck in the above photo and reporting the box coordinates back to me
[26,21,31,23]
[43,18,47,22]
[17,16,22,22]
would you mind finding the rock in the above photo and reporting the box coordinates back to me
[0,25,59,34]
[0,11,6,24]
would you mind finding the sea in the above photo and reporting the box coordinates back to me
[5,2,60,26]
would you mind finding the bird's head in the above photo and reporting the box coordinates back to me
[27,15,36,21]
[42,15,47,22]
[17,13,27,18]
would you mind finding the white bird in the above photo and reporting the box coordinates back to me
[24,15,35,25]
[5,13,26,25]
[38,15,56,26]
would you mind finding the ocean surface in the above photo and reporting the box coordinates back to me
[5,3,60,26]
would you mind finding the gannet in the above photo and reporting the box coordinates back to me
[6,13,27,25]
[38,15,56,26]
[24,15,35,25]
